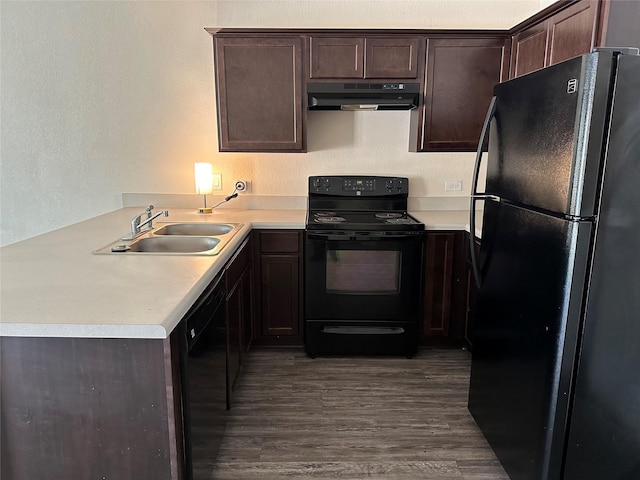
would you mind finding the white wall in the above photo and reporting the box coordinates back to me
[216,0,540,29]
[1,0,542,246]
[539,0,559,9]
[1,1,218,245]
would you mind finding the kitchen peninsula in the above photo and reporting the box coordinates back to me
[0,205,475,479]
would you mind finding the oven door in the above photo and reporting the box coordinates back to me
[305,230,424,321]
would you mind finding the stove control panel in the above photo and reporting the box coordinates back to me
[309,176,409,196]
[343,178,376,192]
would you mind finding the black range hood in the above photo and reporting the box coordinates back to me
[307,82,420,111]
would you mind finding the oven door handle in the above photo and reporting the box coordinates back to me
[306,232,423,241]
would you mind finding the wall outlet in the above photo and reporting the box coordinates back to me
[444,179,463,192]
[212,174,222,191]
[235,180,250,193]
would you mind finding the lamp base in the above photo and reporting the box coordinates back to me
[197,207,213,214]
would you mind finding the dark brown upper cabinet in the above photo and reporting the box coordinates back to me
[411,36,510,152]
[208,3,639,153]
[309,37,364,78]
[511,23,548,78]
[365,37,421,78]
[510,0,605,78]
[547,0,598,66]
[309,36,421,79]
[213,36,304,152]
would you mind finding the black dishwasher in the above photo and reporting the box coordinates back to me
[179,270,227,480]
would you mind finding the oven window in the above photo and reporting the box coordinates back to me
[326,250,401,294]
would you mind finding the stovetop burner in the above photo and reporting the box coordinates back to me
[384,217,416,224]
[375,212,403,219]
[314,216,347,223]
[314,212,338,217]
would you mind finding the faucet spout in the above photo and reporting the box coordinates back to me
[122,206,169,241]
[138,209,169,230]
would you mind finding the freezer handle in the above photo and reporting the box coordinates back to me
[469,95,497,287]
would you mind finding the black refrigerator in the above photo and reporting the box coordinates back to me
[468,48,640,480]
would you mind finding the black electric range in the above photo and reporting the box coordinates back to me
[304,175,425,357]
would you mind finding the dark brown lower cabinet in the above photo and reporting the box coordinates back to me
[224,235,253,407]
[422,230,477,348]
[252,230,303,346]
[422,231,457,345]
[0,235,259,480]
[0,335,184,480]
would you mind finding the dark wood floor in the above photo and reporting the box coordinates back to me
[195,348,509,480]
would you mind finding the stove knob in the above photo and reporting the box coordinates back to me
[386,180,394,191]
[312,178,321,190]
[323,178,331,191]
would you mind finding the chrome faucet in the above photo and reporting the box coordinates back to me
[122,205,169,240]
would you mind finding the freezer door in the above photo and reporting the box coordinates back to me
[563,53,640,480]
[468,199,592,480]
[485,51,614,217]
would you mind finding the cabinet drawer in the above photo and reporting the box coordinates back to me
[259,231,300,253]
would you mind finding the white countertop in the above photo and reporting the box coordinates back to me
[0,207,479,339]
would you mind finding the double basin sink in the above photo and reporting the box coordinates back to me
[96,223,243,255]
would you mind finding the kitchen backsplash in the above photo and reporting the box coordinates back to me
[122,193,469,212]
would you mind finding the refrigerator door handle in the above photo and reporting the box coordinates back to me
[471,95,496,198]
[469,195,482,288]
[469,95,497,288]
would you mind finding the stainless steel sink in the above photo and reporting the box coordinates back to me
[153,223,235,236]
[128,236,220,253]
[94,222,243,255]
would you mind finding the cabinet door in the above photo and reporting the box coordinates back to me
[365,37,421,78]
[511,23,548,78]
[260,255,300,337]
[241,265,254,357]
[547,0,597,66]
[422,232,456,339]
[309,37,364,78]
[214,36,304,152]
[224,236,253,409]
[253,231,303,345]
[416,37,509,151]
[225,277,242,409]
[225,263,253,410]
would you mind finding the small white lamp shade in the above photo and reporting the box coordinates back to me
[195,162,214,213]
